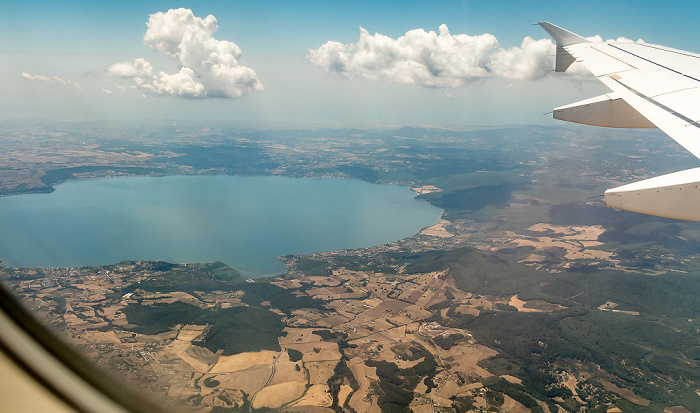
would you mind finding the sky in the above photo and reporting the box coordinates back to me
[3,0,700,126]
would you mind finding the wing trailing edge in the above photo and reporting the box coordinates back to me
[553,94,655,128]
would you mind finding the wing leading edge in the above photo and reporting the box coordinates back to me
[540,22,700,221]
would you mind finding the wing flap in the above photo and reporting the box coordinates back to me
[553,93,655,128]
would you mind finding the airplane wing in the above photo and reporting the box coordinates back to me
[540,22,700,221]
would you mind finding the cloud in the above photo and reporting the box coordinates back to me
[488,36,554,80]
[612,37,644,44]
[21,72,81,90]
[108,8,262,99]
[308,26,646,87]
[308,25,498,88]
[583,35,645,44]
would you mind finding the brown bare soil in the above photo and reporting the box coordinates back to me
[176,325,206,341]
[252,381,307,409]
[178,350,210,373]
[306,361,337,385]
[268,359,306,386]
[161,339,191,357]
[285,341,341,363]
[279,327,324,344]
[348,359,379,412]
[501,394,531,413]
[420,220,454,238]
[441,343,497,378]
[501,374,522,384]
[509,294,566,313]
[290,384,333,408]
[209,350,278,373]
[210,367,272,395]
[601,379,650,406]
[185,345,219,365]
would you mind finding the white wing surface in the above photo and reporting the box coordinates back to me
[540,22,700,221]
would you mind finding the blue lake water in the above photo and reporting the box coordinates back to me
[0,175,443,276]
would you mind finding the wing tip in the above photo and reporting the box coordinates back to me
[539,22,590,46]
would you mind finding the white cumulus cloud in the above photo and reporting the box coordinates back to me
[308,26,647,87]
[488,37,554,80]
[108,8,262,99]
[612,37,644,44]
[584,35,645,44]
[21,72,81,90]
[308,24,498,88]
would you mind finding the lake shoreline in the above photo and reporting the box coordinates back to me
[0,175,443,276]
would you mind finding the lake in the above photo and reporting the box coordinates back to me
[0,175,443,276]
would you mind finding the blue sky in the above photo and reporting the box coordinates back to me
[3,0,700,125]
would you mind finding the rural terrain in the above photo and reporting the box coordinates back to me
[3,119,700,412]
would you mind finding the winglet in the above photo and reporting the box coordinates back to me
[539,22,590,72]
[538,22,590,46]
